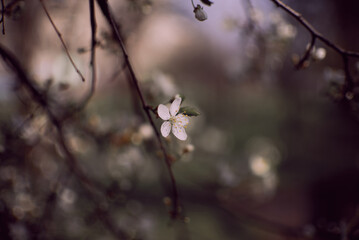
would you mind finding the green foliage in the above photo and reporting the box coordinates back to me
[178,106,200,116]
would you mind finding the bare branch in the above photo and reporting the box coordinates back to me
[39,0,86,82]
[270,0,359,91]
[88,0,97,100]
[0,43,133,240]
[1,0,5,34]
[0,43,100,194]
[96,0,181,219]
[296,35,316,70]
[75,0,98,111]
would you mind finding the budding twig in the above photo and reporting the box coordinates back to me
[96,0,181,219]
[296,35,316,70]
[0,43,130,240]
[270,0,359,92]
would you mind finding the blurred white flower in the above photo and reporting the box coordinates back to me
[194,5,207,21]
[249,155,271,177]
[183,144,195,154]
[158,97,189,141]
[138,123,154,139]
[312,47,326,61]
[277,22,296,39]
[60,188,77,205]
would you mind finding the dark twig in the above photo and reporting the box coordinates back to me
[96,0,180,219]
[95,0,124,40]
[296,35,316,70]
[76,0,97,110]
[270,0,359,91]
[0,43,102,195]
[0,43,131,240]
[1,0,5,34]
[39,0,86,82]
[95,0,142,117]
[89,0,97,99]
[190,0,195,9]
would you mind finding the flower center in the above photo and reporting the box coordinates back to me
[169,116,177,125]
[170,115,187,128]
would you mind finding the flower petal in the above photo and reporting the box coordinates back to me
[172,123,187,141]
[161,121,171,137]
[158,104,170,120]
[174,114,189,127]
[170,97,182,116]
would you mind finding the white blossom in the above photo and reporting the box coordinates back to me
[158,97,189,141]
[313,47,326,61]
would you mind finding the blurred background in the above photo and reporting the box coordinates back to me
[1,0,359,239]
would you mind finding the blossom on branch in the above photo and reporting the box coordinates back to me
[158,97,189,141]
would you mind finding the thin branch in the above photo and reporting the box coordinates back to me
[0,43,101,195]
[96,0,180,219]
[269,0,357,56]
[95,0,124,40]
[296,35,316,70]
[89,0,97,99]
[75,0,97,110]
[88,0,143,118]
[1,0,5,34]
[39,0,86,82]
[191,0,195,9]
[270,0,359,90]
[0,43,131,240]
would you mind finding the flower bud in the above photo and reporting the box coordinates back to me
[183,144,195,154]
[194,4,207,21]
[313,48,326,61]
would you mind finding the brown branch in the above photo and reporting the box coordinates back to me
[88,0,97,99]
[0,43,131,240]
[296,35,316,70]
[1,0,5,34]
[0,43,102,195]
[96,0,180,219]
[39,0,86,82]
[95,0,142,117]
[270,0,359,91]
[75,0,98,111]
[95,0,124,40]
